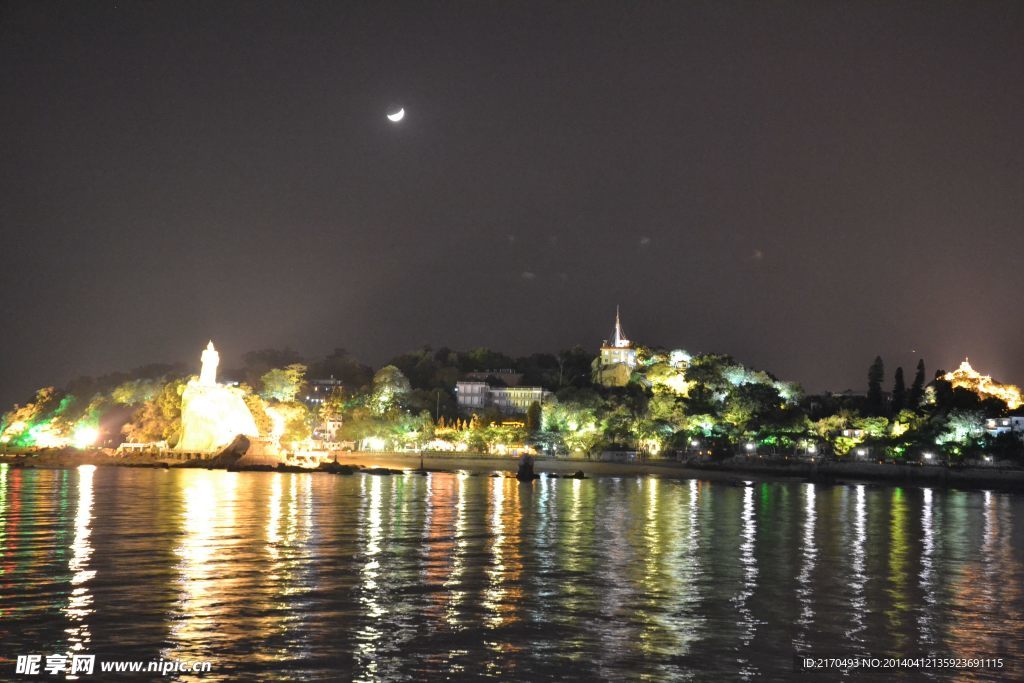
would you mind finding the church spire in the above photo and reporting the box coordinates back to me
[611,306,630,348]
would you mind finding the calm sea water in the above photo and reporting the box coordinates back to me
[1,464,1022,681]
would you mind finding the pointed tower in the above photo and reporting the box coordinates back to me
[611,305,631,348]
[597,307,638,386]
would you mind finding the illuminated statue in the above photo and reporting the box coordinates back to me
[177,340,258,452]
[199,340,219,386]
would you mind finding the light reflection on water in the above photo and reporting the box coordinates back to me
[1,468,1023,680]
[795,482,816,650]
[848,484,868,646]
[64,464,95,675]
[920,487,936,648]
[356,473,384,681]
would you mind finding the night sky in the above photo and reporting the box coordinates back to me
[2,1,1022,407]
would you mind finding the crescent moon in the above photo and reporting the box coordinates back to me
[387,108,405,122]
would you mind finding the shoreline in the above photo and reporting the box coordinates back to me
[4,449,1024,492]
[334,452,1024,492]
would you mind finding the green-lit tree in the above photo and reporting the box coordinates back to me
[259,364,307,402]
[111,378,163,406]
[936,410,987,457]
[370,365,411,415]
[122,378,189,446]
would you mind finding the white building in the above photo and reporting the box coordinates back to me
[464,369,523,386]
[600,307,638,368]
[985,416,1024,439]
[594,307,638,387]
[455,381,553,415]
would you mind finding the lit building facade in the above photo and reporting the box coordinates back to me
[595,307,637,387]
[985,416,1024,440]
[302,377,343,407]
[455,381,553,415]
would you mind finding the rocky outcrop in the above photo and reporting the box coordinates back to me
[177,380,259,452]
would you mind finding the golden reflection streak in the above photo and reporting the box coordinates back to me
[422,473,456,625]
[637,478,668,656]
[63,464,96,667]
[482,476,526,676]
[947,490,1022,663]
[482,474,505,629]
[483,476,523,632]
[265,470,315,650]
[275,474,315,649]
[286,474,298,544]
[166,471,238,659]
[444,472,468,627]
[267,473,282,553]
[558,476,588,599]
[355,474,384,680]
[0,463,7,553]
[561,477,585,574]
[569,479,583,558]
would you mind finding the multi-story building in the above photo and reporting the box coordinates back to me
[985,416,1024,440]
[454,381,490,410]
[455,381,553,415]
[464,369,523,386]
[302,377,344,406]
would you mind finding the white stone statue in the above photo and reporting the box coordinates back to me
[199,340,219,386]
[177,340,258,452]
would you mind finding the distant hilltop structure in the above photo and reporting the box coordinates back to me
[594,307,638,387]
[177,340,259,452]
[943,358,1022,410]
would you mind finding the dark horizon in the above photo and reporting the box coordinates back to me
[3,1,1022,407]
